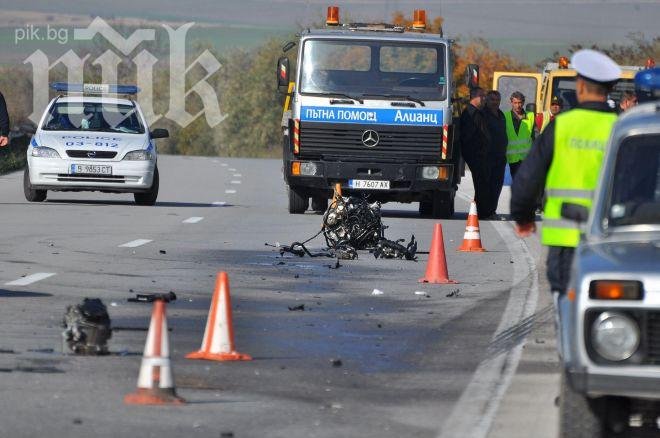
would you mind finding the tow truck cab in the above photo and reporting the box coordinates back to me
[278,7,470,218]
[493,56,649,115]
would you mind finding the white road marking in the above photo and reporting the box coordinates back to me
[183,216,204,224]
[225,189,237,194]
[230,180,242,185]
[212,201,228,206]
[5,273,56,286]
[233,173,242,177]
[119,239,153,248]
[438,192,539,438]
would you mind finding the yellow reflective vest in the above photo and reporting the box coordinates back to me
[542,109,617,247]
[504,111,535,164]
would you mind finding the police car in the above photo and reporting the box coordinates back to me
[24,83,168,205]
[558,68,660,437]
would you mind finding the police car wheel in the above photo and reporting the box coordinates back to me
[288,186,308,214]
[23,168,46,202]
[311,195,327,214]
[134,166,159,206]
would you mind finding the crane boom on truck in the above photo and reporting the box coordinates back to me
[277,7,477,218]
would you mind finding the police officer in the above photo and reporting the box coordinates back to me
[511,49,621,296]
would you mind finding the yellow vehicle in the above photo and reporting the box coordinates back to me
[493,56,646,115]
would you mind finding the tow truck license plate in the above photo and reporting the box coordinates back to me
[349,179,390,190]
[70,164,112,175]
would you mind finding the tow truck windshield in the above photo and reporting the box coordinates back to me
[300,39,448,101]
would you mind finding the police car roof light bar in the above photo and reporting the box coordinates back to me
[50,82,139,95]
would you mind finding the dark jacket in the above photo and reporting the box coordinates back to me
[459,103,490,166]
[0,92,9,137]
[510,101,615,224]
[485,108,507,164]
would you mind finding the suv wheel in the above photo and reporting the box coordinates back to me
[288,186,308,214]
[23,168,47,202]
[134,166,159,206]
[559,369,609,437]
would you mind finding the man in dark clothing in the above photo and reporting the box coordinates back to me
[0,92,9,147]
[459,86,491,219]
[484,90,507,217]
[510,49,621,295]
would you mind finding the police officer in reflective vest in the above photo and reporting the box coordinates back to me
[510,49,621,296]
[504,91,535,178]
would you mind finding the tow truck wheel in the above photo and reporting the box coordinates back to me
[419,200,432,216]
[288,186,308,214]
[311,195,328,214]
[134,166,159,206]
[23,168,47,202]
[559,369,608,437]
[431,191,454,219]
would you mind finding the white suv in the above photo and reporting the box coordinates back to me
[24,83,168,205]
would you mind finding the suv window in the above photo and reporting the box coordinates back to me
[608,134,660,226]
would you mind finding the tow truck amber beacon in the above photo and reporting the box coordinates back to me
[277,6,477,217]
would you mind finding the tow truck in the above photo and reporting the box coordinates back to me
[493,56,651,115]
[277,7,476,217]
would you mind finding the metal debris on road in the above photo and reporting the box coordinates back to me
[288,304,305,311]
[371,289,385,296]
[61,298,111,355]
[331,358,343,367]
[268,195,417,261]
[446,289,461,298]
[127,291,177,303]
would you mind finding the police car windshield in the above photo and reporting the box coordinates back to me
[42,102,145,134]
[300,39,447,101]
[607,134,660,227]
[551,77,636,111]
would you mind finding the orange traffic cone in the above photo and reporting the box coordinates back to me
[124,299,185,405]
[458,201,486,252]
[419,223,458,284]
[186,272,252,362]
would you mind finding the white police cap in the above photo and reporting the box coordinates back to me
[571,49,621,83]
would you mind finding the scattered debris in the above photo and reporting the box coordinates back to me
[72,419,83,425]
[159,249,167,254]
[414,291,427,296]
[127,292,177,303]
[331,358,343,367]
[62,298,111,355]
[446,289,461,298]
[328,260,341,270]
[535,338,546,344]
[288,304,305,311]
[27,348,55,354]
[269,195,418,262]
[0,349,15,354]
[371,289,384,296]
[220,432,234,438]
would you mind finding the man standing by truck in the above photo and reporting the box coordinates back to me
[504,91,535,178]
[510,49,621,296]
[460,86,492,219]
[484,90,507,217]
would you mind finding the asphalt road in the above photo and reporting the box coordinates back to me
[0,155,559,438]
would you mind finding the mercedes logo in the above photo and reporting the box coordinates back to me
[361,130,380,148]
[87,151,96,158]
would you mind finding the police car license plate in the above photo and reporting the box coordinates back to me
[70,164,112,175]
[349,179,390,190]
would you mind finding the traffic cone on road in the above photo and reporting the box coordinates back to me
[458,201,486,252]
[186,272,252,362]
[124,299,185,405]
[419,223,458,284]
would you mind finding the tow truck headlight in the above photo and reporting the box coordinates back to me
[422,166,449,181]
[123,150,154,161]
[591,312,639,362]
[292,161,318,176]
[31,146,61,158]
